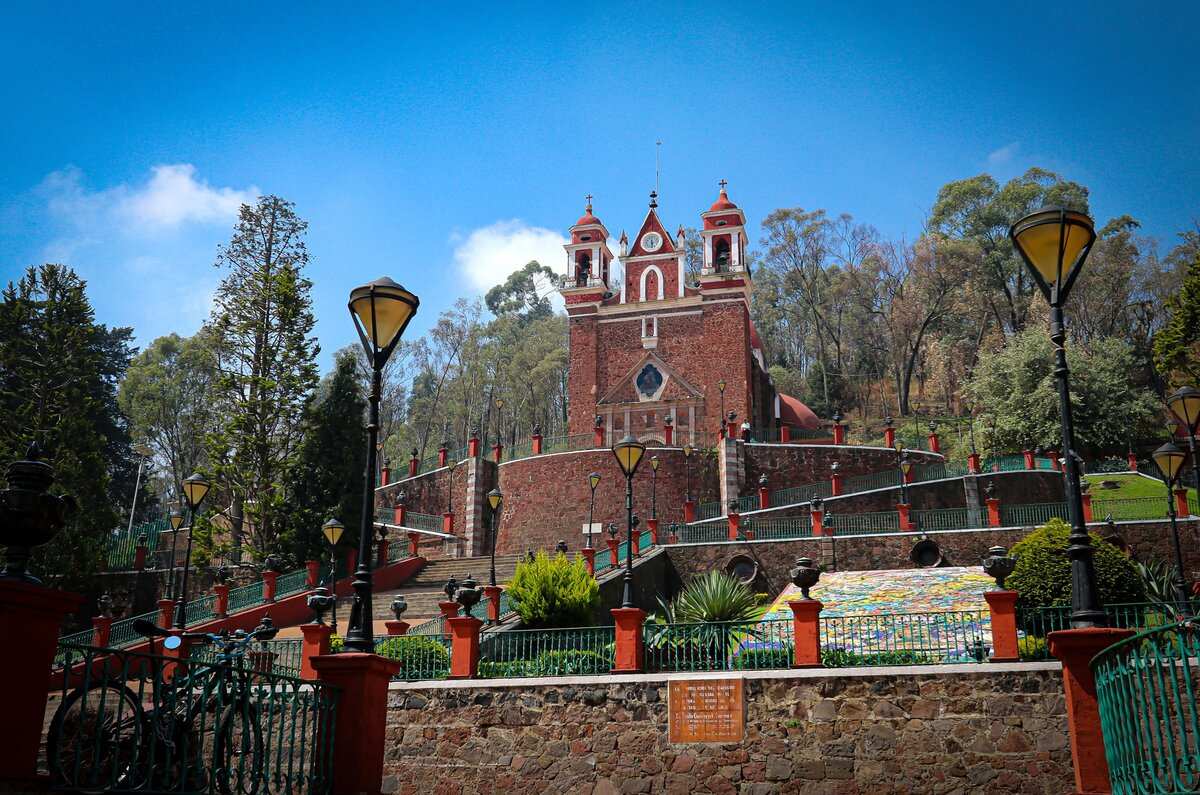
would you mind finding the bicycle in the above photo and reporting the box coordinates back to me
[49,617,279,794]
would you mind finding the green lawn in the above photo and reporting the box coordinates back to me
[1084,473,1197,520]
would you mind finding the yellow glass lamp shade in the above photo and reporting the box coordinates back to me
[683,444,694,458]
[487,488,503,512]
[1009,208,1096,304]
[612,433,646,477]
[168,509,184,530]
[650,455,660,472]
[1152,442,1187,485]
[588,472,601,490]
[181,473,211,510]
[348,277,419,356]
[1167,386,1200,434]
[495,398,504,410]
[322,518,345,546]
[718,379,727,393]
[900,456,912,475]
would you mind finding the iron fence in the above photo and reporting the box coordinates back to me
[910,507,972,531]
[828,510,901,535]
[1016,602,1183,661]
[744,516,812,540]
[479,626,615,678]
[644,618,793,672]
[1000,502,1069,527]
[1092,497,1177,522]
[376,634,452,681]
[106,517,168,570]
[771,481,831,507]
[820,610,990,666]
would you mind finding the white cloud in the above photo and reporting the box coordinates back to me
[452,219,568,291]
[987,142,1020,167]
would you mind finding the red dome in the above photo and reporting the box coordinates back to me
[779,393,821,431]
[575,210,601,227]
[709,188,737,212]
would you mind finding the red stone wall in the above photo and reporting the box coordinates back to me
[376,463,471,518]
[744,443,943,490]
[567,314,599,436]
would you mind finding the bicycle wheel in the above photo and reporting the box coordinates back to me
[47,682,145,794]
[214,700,264,795]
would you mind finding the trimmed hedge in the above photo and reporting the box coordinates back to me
[507,551,600,628]
[1007,518,1145,611]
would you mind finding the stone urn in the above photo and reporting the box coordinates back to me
[307,587,334,625]
[0,443,76,582]
[790,557,821,599]
[455,582,482,613]
[391,595,408,621]
[982,546,1016,590]
[443,575,459,601]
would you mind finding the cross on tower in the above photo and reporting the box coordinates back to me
[584,193,593,209]
[718,179,728,191]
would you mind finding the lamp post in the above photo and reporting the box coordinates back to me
[1010,207,1104,628]
[487,488,503,588]
[345,276,419,652]
[322,518,345,634]
[717,380,727,436]
[1167,386,1200,492]
[586,472,600,549]
[446,458,457,515]
[649,456,660,520]
[125,443,154,540]
[683,443,694,504]
[896,446,911,505]
[1151,442,1192,617]
[175,473,211,629]
[167,508,184,595]
[612,434,647,608]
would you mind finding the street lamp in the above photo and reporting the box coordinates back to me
[446,457,458,515]
[683,443,694,504]
[717,380,727,435]
[322,518,345,634]
[898,451,912,505]
[586,472,600,549]
[650,456,660,520]
[345,276,419,652]
[167,508,184,596]
[1167,386,1200,491]
[1151,442,1192,617]
[1010,206,1103,628]
[487,488,503,588]
[611,433,647,608]
[175,472,210,629]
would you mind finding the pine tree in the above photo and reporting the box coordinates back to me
[1154,249,1200,385]
[205,196,320,561]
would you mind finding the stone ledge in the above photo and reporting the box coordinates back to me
[388,660,1061,691]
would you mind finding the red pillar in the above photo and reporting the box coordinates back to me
[157,597,175,628]
[407,531,420,557]
[213,583,230,617]
[663,423,673,446]
[758,485,770,510]
[376,539,389,568]
[1023,449,1034,470]
[1048,628,1135,795]
[1175,488,1189,517]
[532,434,543,455]
[780,425,791,443]
[581,547,596,577]
[883,427,895,448]
[299,623,332,680]
[438,446,448,467]
[311,653,401,795]
[1127,451,1138,471]
[897,503,912,531]
[967,453,981,474]
[408,454,419,477]
[788,599,823,668]
[447,615,483,679]
[438,601,460,619]
[306,559,321,587]
[0,581,81,785]
[727,512,740,541]
[832,423,846,445]
[262,570,278,603]
[394,503,406,527]
[1050,450,1062,472]
[91,615,113,648]
[683,500,696,524]
[442,512,454,534]
[810,505,824,537]
[134,542,148,571]
[492,442,503,463]
[647,518,660,544]
[1081,493,1093,523]
[830,472,843,496]
[483,585,502,623]
[986,497,1002,528]
[593,425,605,447]
[631,531,641,556]
[467,434,481,458]
[380,461,390,486]
[983,590,1020,662]
[385,619,410,636]
[927,432,940,454]
[605,537,620,568]
[611,607,646,673]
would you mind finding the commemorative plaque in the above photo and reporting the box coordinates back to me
[667,678,745,743]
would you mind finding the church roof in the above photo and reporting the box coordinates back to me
[708,186,738,212]
[779,393,821,431]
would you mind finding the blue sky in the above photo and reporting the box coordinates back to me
[2,2,1197,371]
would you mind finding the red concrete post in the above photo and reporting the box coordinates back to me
[442,512,454,534]
[311,653,401,795]
[157,597,175,628]
[581,547,596,577]
[438,445,448,468]
[0,580,82,784]
[438,601,460,619]
[376,538,389,568]
[384,619,410,636]
[727,511,740,541]
[262,570,278,603]
[758,485,770,509]
[787,599,823,668]
[213,583,230,617]
[967,453,981,474]
[532,434,543,455]
[897,503,912,531]
[927,432,940,454]
[1127,451,1138,471]
[611,607,647,673]
[91,615,113,648]
[647,518,660,544]
[134,542,148,571]
[492,442,503,463]
[306,559,321,587]
[883,426,895,448]
[299,623,332,680]
[593,425,605,447]
[467,433,480,458]
[482,585,502,623]
[683,499,696,524]
[832,423,846,445]
[408,453,419,477]
[663,423,673,446]
[1023,449,1034,470]
[830,472,843,496]
[1175,488,1189,517]
[780,425,791,443]
[810,505,824,537]
[983,590,1020,662]
[986,497,1002,528]
[1049,628,1135,795]
[447,615,483,679]
[632,531,641,556]
[407,531,420,557]
[605,537,620,568]
[1081,493,1093,523]
[380,460,390,486]
[1050,450,1061,472]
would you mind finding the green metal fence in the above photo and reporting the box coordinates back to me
[479,626,615,678]
[376,634,452,681]
[911,507,972,531]
[227,580,265,614]
[182,594,215,626]
[401,511,443,533]
[820,610,990,666]
[744,516,813,540]
[539,433,597,455]
[1092,497,1175,521]
[50,644,338,794]
[1015,602,1183,661]
[1000,501,1070,527]
[275,568,310,599]
[771,481,831,507]
[1092,621,1200,795]
[106,610,162,650]
[105,517,167,570]
[842,469,901,493]
[644,618,793,672]
[828,510,901,535]
[676,521,729,544]
[982,455,1028,472]
[731,494,759,513]
[695,500,722,521]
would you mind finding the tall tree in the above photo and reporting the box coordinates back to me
[205,196,320,560]
[1154,247,1200,386]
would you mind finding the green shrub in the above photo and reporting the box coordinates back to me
[732,645,793,670]
[1007,518,1145,610]
[669,570,762,623]
[821,648,926,667]
[1018,635,1048,661]
[375,635,450,678]
[480,648,610,678]
[329,634,343,653]
[507,551,600,628]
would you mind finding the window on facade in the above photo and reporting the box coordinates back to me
[635,363,664,399]
[642,317,656,338]
[577,253,591,285]
[715,239,731,271]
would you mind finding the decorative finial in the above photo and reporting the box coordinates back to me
[718,178,728,192]
[649,190,658,209]
[584,193,593,213]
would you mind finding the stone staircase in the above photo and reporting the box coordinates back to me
[339,554,523,623]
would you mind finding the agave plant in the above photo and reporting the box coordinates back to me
[645,571,765,671]
[1134,558,1195,622]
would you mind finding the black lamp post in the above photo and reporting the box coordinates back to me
[487,488,503,587]
[1167,386,1200,492]
[175,472,211,629]
[649,456,660,520]
[586,472,600,549]
[683,443,694,504]
[717,380,727,436]
[1010,206,1104,628]
[896,446,911,505]
[167,508,184,595]
[345,276,419,652]
[446,458,458,515]
[322,518,345,634]
[1151,441,1192,617]
[612,433,647,608]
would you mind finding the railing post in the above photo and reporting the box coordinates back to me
[830,471,843,496]
[780,425,791,443]
[442,511,455,534]
[593,424,605,447]
[407,531,420,557]
[1023,449,1034,470]
[91,614,113,648]
[482,585,502,623]
[1175,488,1189,517]
[438,445,448,468]
[532,433,543,455]
[787,599,823,667]
[376,538,389,568]
[381,458,390,486]
[1081,492,1093,523]
[1127,451,1138,471]
[1048,628,1135,795]
[986,496,1002,528]
[683,499,696,524]
[927,431,940,454]
[663,423,673,446]
[832,422,846,445]
[727,511,740,541]
[157,597,175,628]
[581,547,596,577]
[300,623,333,680]
[632,530,641,556]
[312,653,401,795]
[409,452,419,477]
[262,570,278,603]
[897,502,912,531]
[0,580,82,785]
[134,540,148,571]
[605,537,620,568]
[1050,450,1061,472]
[467,431,481,458]
[385,618,410,636]
[647,518,659,544]
[983,591,1020,662]
[810,504,824,536]
[393,502,406,528]
[447,615,483,678]
[758,484,770,510]
[492,442,503,464]
[967,453,981,474]
[213,583,230,618]
[883,426,895,448]
[306,559,321,587]
[610,607,646,673]
[438,600,460,619]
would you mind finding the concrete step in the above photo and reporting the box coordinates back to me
[337,555,523,619]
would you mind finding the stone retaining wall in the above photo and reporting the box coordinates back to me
[383,665,1073,794]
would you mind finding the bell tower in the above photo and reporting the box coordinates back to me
[699,181,749,283]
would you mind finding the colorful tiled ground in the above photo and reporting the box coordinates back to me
[764,566,995,618]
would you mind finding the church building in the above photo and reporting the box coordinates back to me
[560,184,820,445]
